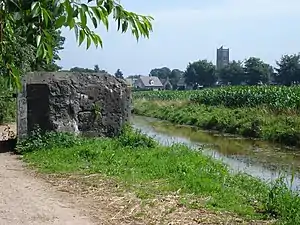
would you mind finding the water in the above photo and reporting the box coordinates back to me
[132,115,300,191]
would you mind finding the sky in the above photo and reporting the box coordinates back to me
[58,0,300,77]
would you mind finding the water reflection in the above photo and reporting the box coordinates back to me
[132,115,300,191]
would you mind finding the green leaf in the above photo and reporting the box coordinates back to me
[42,30,52,40]
[99,6,109,29]
[41,8,51,27]
[91,7,102,22]
[114,6,122,30]
[101,13,109,30]
[86,36,92,49]
[117,18,121,31]
[81,3,89,12]
[91,34,99,47]
[36,44,44,58]
[65,0,74,25]
[69,18,75,29]
[45,43,53,61]
[79,29,85,46]
[56,16,66,29]
[53,3,64,17]
[104,0,113,14]
[92,17,97,28]
[73,9,79,17]
[80,8,87,28]
[132,28,139,40]
[91,34,103,48]
[74,25,79,41]
[96,0,104,6]
[136,21,145,36]
[96,35,103,47]
[36,35,41,47]
[10,65,21,91]
[42,44,48,59]
[122,21,128,33]
[31,2,41,18]
[143,17,153,31]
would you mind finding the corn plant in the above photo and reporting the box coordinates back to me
[133,86,300,111]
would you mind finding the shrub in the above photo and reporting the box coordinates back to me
[117,123,158,148]
[16,127,80,153]
[0,77,16,124]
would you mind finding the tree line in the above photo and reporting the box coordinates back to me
[145,54,300,89]
[68,66,125,79]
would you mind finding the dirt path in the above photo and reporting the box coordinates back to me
[0,152,95,225]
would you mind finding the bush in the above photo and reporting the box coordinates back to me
[0,77,16,124]
[16,127,81,153]
[117,124,158,148]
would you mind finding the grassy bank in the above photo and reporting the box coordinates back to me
[18,127,300,224]
[134,100,300,147]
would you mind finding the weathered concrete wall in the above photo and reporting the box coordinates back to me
[17,72,131,139]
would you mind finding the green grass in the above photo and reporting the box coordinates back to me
[18,126,300,224]
[133,100,300,147]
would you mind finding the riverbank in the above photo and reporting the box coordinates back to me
[133,99,300,147]
[132,115,300,189]
[19,126,300,224]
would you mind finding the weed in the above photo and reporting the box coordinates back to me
[264,178,300,224]
[117,123,158,148]
[17,127,81,153]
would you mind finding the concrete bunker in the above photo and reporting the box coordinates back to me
[17,72,131,139]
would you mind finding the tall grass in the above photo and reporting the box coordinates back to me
[19,127,300,224]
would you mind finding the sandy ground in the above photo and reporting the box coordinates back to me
[0,152,95,225]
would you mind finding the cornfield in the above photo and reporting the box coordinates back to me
[133,90,195,101]
[133,86,300,110]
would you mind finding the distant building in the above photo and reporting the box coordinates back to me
[176,77,193,90]
[216,46,229,69]
[125,77,138,88]
[160,77,173,90]
[176,77,187,90]
[135,76,163,90]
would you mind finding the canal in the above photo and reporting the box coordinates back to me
[132,115,300,191]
